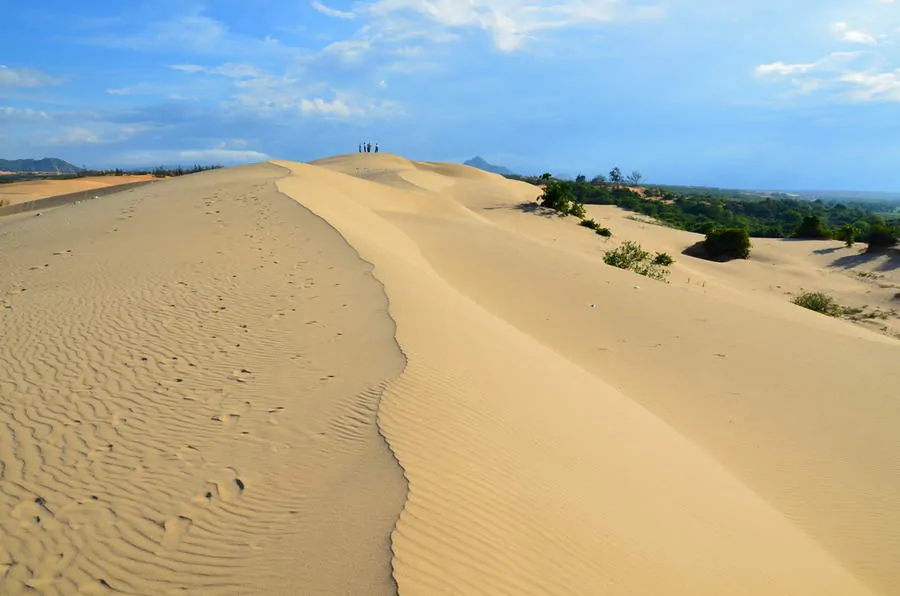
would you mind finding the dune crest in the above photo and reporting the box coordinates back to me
[0,164,405,594]
[276,156,888,595]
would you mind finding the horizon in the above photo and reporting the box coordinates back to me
[2,0,899,191]
[6,153,900,200]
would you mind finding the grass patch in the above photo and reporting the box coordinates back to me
[603,241,670,282]
[791,291,843,317]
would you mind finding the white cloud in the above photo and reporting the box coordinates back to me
[168,62,264,77]
[839,69,900,101]
[755,61,817,77]
[89,14,300,59]
[117,148,270,166]
[312,0,356,19]
[831,21,877,45]
[299,97,355,117]
[755,49,900,103]
[363,0,663,52]
[323,40,372,62]
[180,149,270,163]
[215,138,250,149]
[169,64,206,73]
[50,127,103,144]
[0,106,50,121]
[0,65,59,88]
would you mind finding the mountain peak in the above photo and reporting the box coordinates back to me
[0,157,83,173]
[463,156,514,176]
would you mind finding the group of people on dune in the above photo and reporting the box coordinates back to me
[359,142,378,153]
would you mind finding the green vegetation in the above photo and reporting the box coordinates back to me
[603,241,671,282]
[511,173,900,249]
[653,252,675,266]
[704,228,751,260]
[835,224,859,247]
[865,223,899,252]
[793,215,830,239]
[791,291,843,317]
[0,164,224,185]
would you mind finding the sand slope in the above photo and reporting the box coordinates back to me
[3,154,898,594]
[277,154,900,595]
[0,164,405,594]
[0,176,157,206]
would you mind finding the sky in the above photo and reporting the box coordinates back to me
[1,0,900,190]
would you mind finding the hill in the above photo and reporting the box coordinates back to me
[0,157,82,173]
[463,156,514,176]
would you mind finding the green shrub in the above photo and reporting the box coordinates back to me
[704,228,751,260]
[580,218,600,230]
[653,252,674,266]
[835,224,858,247]
[539,180,575,215]
[793,215,831,239]
[791,291,843,317]
[865,223,898,251]
[603,241,670,281]
[595,227,612,237]
[568,201,586,219]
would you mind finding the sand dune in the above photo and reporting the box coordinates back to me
[2,154,899,594]
[0,164,404,594]
[275,155,899,594]
[0,175,157,207]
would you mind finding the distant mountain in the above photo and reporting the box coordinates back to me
[464,156,515,176]
[0,158,82,173]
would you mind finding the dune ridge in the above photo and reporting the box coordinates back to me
[0,163,406,594]
[276,155,894,595]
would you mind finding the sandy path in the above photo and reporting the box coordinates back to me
[277,157,879,595]
[0,164,405,594]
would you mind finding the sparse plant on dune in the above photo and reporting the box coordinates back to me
[653,252,674,266]
[580,218,599,229]
[603,240,670,281]
[791,291,843,317]
[568,200,586,219]
[595,227,612,237]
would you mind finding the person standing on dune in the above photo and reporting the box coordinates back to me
[375,143,379,153]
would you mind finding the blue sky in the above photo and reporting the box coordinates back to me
[2,0,899,190]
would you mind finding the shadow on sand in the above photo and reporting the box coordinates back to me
[829,247,900,273]
[507,201,566,218]
[680,240,744,263]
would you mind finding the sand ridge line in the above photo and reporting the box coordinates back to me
[276,157,872,595]
[0,163,406,594]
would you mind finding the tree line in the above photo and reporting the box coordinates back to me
[1,164,224,185]
[519,169,899,251]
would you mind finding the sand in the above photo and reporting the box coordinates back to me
[2,154,899,594]
[0,164,405,594]
[0,175,156,206]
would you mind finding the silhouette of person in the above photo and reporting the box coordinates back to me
[359,143,362,153]
[375,143,379,153]
[367,142,372,153]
